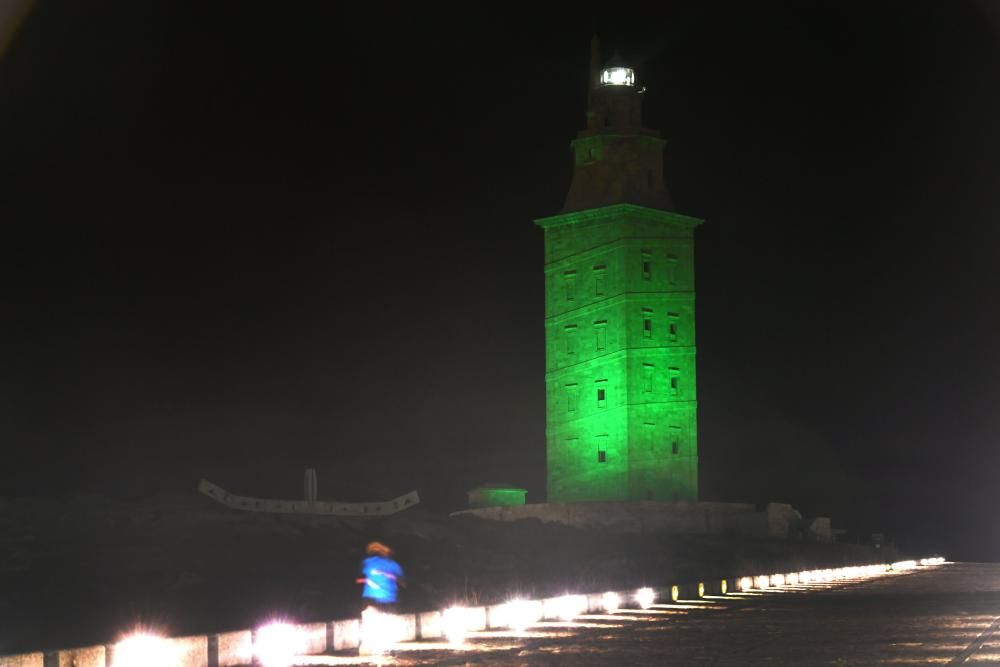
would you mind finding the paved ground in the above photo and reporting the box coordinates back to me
[292,562,1000,666]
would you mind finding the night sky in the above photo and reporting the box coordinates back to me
[2,2,998,559]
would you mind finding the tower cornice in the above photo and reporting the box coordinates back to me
[535,203,703,231]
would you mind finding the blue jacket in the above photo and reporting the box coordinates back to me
[361,555,403,603]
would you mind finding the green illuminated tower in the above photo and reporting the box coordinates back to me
[536,38,702,503]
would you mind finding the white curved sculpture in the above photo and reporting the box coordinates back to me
[198,478,419,517]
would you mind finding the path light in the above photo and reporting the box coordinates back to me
[671,585,680,601]
[720,579,728,595]
[548,594,588,621]
[254,621,304,667]
[493,599,543,632]
[602,591,622,613]
[635,587,656,609]
[111,631,177,667]
[442,606,471,646]
[358,607,405,657]
[697,583,705,598]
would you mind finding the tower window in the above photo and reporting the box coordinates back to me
[642,308,653,338]
[641,250,652,281]
[566,384,579,413]
[643,363,654,393]
[594,320,607,351]
[563,270,577,301]
[672,441,680,455]
[596,382,607,408]
[596,434,608,462]
[593,264,606,296]
[669,368,680,396]
[666,255,678,285]
[565,325,578,355]
[667,312,679,342]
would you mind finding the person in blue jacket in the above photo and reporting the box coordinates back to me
[358,541,404,611]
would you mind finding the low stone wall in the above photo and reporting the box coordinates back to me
[0,559,930,667]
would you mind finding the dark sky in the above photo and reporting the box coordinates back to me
[1,1,998,559]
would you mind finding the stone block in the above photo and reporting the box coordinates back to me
[0,654,43,667]
[168,634,208,667]
[765,502,802,540]
[216,630,252,667]
[51,645,105,667]
[585,590,632,612]
[805,517,833,542]
[586,592,607,613]
[462,607,487,631]
[395,614,417,642]
[292,622,326,655]
[675,583,700,600]
[541,595,589,620]
[540,596,561,620]
[417,611,442,639]
[487,599,543,629]
[331,619,359,651]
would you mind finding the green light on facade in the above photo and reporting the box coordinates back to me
[536,205,701,503]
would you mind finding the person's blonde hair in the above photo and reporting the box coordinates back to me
[366,541,392,556]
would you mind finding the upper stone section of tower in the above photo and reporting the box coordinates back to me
[562,38,674,213]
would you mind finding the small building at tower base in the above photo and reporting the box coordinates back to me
[467,484,528,509]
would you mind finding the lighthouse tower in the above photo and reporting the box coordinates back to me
[535,37,703,503]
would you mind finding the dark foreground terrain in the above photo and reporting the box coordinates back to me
[0,491,889,654]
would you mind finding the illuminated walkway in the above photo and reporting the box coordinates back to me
[291,562,1000,666]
